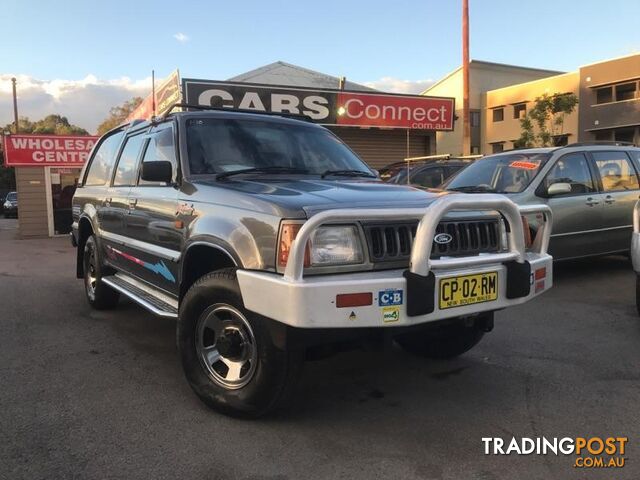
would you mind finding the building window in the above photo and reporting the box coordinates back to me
[492,108,504,122]
[471,146,480,154]
[513,103,526,119]
[615,82,636,102]
[552,135,570,146]
[470,111,480,127]
[594,130,613,142]
[491,142,504,153]
[596,86,613,104]
[614,127,635,144]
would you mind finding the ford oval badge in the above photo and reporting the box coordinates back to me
[434,233,453,245]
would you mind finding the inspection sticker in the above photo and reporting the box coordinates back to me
[378,289,403,306]
[382,306,400,323]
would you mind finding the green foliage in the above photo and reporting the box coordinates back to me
[515,93,578,148]
[3,114,88,135]
[97,97,143,135]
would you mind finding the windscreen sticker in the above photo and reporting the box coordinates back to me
[378,289,403,306]
[510,160,540,170]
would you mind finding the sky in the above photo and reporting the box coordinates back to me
[0,0,638,133]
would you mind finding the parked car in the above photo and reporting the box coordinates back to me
[72,108,553,417]
[380,155,480,188]
[444,143,640,260]
[3,191,18,218]
[631,201,640,314]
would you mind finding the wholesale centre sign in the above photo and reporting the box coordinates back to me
[182,79,455,131]
[3,134,98,167]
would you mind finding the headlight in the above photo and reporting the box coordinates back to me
[277,222,365,270]
[3,202,10,208]
[309,226,364,266]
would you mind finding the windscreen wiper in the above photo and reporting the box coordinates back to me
[448,185,498,193]
[216,166,309,180]
[320,169,377,179]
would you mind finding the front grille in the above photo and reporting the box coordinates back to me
[363,219,501,263]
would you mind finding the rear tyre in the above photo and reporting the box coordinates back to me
[395,313,491,359]
[83,235,119,310]
[178,268,303,418]
[636,275,640,316]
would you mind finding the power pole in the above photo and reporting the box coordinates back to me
[462,0,470,155]
[11,77,19,133]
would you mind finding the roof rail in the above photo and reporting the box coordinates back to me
[560,141,637,148]
[158,102,312,122]
[402,154,482,163]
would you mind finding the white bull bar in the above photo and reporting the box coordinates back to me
[237,194,553,329]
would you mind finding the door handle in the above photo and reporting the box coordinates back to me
[604,195,616,205]
[585,197,600,206]
[128,198,138,209]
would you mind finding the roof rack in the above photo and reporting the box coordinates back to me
[158,102,312,122]
[560,141,636,148]
[403,154,482,163]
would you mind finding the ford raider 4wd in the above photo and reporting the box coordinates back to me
[72,106,553,417]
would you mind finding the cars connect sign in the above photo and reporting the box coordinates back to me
[182,79,455,131]
[3,134,98,167]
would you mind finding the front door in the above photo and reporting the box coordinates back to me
[590,150,640,253]
[538,152,605,259]
[122,124,181,295]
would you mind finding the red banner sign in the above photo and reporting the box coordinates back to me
[126,70,181,122]
[3,134,99,167]
[335,92,454,130]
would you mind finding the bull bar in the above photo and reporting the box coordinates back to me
[237,194,553,329]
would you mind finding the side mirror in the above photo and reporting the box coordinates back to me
[141,161,172,183]
[547,182,571,196]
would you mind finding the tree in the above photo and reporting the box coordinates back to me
[515,93,578,148]
[0,115,89,190]
[96,97,143,135]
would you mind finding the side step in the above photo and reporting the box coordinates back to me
[102,273,178,318]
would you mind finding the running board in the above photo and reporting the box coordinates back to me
[102,273,178,318]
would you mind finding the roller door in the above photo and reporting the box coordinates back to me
[329,127,433,170]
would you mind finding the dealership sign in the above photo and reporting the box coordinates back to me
[3,134,98,167]
[182,79,455,131]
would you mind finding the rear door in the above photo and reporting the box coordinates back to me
[124,123,181,294]
[538,151,605,259]
[101,131,147,272]
[589,150,640,253]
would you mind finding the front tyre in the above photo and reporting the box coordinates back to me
[395,313,491,359]
[83,235,119,310]
[178,268,303,418]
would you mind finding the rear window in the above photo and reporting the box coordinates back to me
[84,131,125,186]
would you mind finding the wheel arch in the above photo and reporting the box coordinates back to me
[180,241,241,301]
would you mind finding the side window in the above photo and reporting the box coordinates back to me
[410,167,444,188]
[139,126,177,186]
[84,131,124,186]
[113,134,146,187]
[544,153,595,195]
[592,151,639,192]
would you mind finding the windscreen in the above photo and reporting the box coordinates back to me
[445,152,551,193]
[186,118,371,175]
[6,192,17,201]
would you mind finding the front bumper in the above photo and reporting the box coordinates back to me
[237,194,554,329]
[237,253,552,329]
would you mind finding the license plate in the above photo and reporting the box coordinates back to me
[439,272,498,310]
